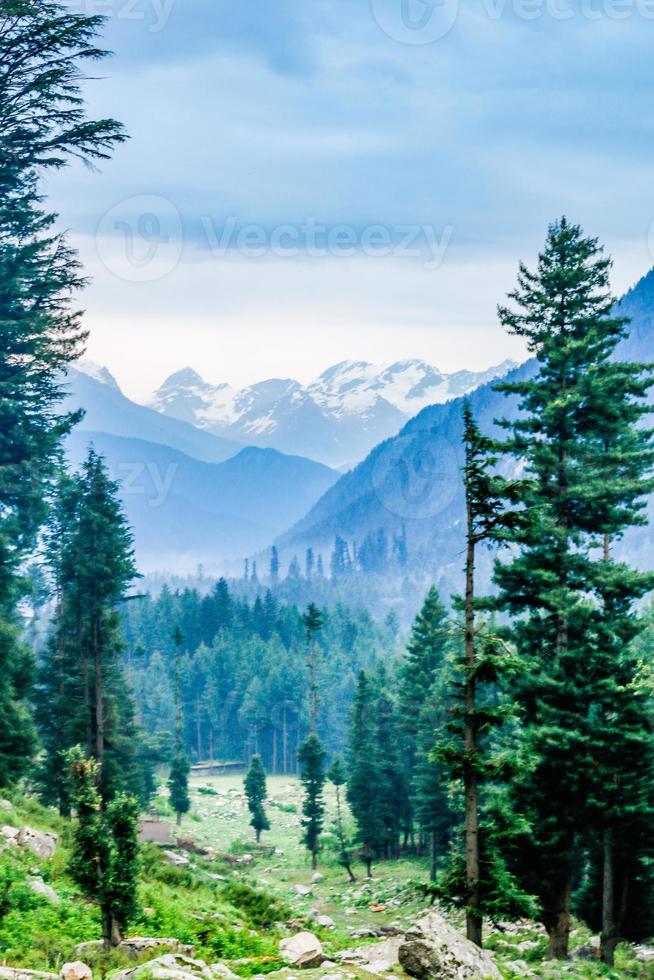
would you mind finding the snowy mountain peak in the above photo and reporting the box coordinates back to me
[148,357,517,468]
[73,360,121,392]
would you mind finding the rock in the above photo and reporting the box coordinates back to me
[1,825,18,841]
[502,962,534,977]
[75,938,194,961]
[572,936,600,960]
[0,800,12,811]
[60,964,92,980]
[279,932,324,968]
[336,938,403,975]
[312,872,324,884]
[315,914,335,928]
[636,945,654,962]
[292,883,312,897]
[28,877,60,903]
[398,911,501,979]
[15,827,57,860]
[164,850,190,867]
[0,970,58,979]
[208,966,238,980]
[111,954,216,980]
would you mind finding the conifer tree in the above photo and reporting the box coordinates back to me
[169,625,190,825]
[298,733,326,870]
[244,754,270,843]
[346,671,385,877]
[0,0,125,787]
[398,588,449,848]
[67,746,140,948]
[495,217,654,959]
[302,603,324,732]
[270,546,280,585]
[328,756,356,882]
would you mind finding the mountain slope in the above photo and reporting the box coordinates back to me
[277,269,654,593]
[63,364,243,464]
[149,358,516,469]
[66,430,339,573]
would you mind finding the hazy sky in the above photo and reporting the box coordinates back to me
[51,0,654,401]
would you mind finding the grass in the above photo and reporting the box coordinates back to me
[1,777,654,978]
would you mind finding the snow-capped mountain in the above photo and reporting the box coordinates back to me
[149,358,516,469]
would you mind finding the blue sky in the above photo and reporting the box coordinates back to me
[52,0,654,399]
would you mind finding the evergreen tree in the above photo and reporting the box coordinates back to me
[270,546,280,585]
[168,625,190,825]
[328,756,356,882]
[398,588,450,849]
[67,746,140,948]
[0,0,125,787]
[302,603,324,732]
[346,671,385,876]
[494,217,654,959]
[298,733,326,870]
[244,754,270,843]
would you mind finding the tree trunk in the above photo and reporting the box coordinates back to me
[601,826,618,966]
[94,614,104,775]
[464,517,482,948]
[429,831,437,883]
[546,874,572,960]
[176,811,182,827]
[311,848,317,871]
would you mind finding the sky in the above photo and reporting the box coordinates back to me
[50,0,654,401]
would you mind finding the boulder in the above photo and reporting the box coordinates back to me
[279,932,324,968]
[111,954,224,980]
[315,914,335,929]
[291,883,312,897]
[164,850,190,867]
[75,938,194,961]
[16,827,57,860]
[311,872,324,884]
[398,912,501,980]
[1,825,18,841]
[0,971,58,980]
[336,937,402,975]
[28,877,60,903]
[60,964,92,980]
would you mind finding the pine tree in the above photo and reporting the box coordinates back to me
[67,746,140,948]
[398,588,450,850]
[298,733,326,870]
[328,757,356,882]
[495,217,654,959]
[346,671,385,877]
[0,0,125,787]
[244,754,270,843]
[169,625,190,825]
[36,454,149,806]
[270,546,280,585]
[302,603,324,732]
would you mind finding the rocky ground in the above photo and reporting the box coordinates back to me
[1,777,653,979]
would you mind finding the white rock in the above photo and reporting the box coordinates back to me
[337,938,402,976]
[208,966,238,980]
[312,872,324,884]
[398,911,501,979]
[0,970,58,979]
[164,850,190,867]
[29,878,60,903]
[60,963,92,980]
[16,827,57,860]
[279,932,324,968]
[292,883,312,897]
[315,915,335,929]
[1,825,18,840]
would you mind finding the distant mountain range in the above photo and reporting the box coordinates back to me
[62,366,338,573]
[148,358,517,469]
[276,268,654,608]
